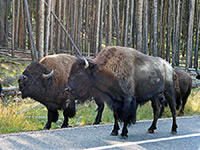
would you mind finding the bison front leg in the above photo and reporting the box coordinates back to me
[120,96,133,139]
[148,97,161,133]
[110,111,120,136]
[44,108,59,130]
[121,121,128,139]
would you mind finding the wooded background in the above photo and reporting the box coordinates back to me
[0,0,199,70]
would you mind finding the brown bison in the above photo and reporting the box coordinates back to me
[66,46,178,139]
[160,69,192,116]
[18,54,77,129]
[18,54,105,129]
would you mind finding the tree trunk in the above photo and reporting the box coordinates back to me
[175,0,181,66]
[55,0,62,54]
[116,0,120,46]
[95,0,101,56]
[144,0,148,54]
[107,0,112,46]
[171,0,175,67]
[77,0,83,52]
[194,0,200,69]
[24,0,38,61]
[12,0,15,57]
[61,0,66,50]
[152,0,157,57]
[37,0,45,60]
[15,0,20,49]
[186,0,195,70]
[49,0,55,54]
[19,0,25,49]
[136,0,143,51]
[166,0,172,62]
[84,0,89,54]
[44,0,51,56]
[158,0,163,57]
[99,0,105,52]
[0,1,4,47]
[123,0,129,46]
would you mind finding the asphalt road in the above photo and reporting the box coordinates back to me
[0,116,200,150]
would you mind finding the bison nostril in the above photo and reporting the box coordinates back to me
[19,75,28,81]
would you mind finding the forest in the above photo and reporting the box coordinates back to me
[0,0,200,69]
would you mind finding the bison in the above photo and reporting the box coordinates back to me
[159,69,192,116]
[66,46,178,138]
[18,54,77,129]
[18,54,105,129]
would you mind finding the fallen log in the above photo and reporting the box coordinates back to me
[2,86,19,92]
[192,82,200,88]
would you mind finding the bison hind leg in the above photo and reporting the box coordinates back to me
[165,89,178,134]
[148,97,161,133]
[93,98,104,125]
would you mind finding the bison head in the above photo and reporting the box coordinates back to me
[66,57,96,101]
[18,62,54,99]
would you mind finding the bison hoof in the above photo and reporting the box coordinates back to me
[43,126,50,130]
[178,111,184,116]
[171,131,177,135]
[61,125,68,128]
[110,131,118,136]
[93,121,100,125]
[147,129,154,134]
[120,134,128,139]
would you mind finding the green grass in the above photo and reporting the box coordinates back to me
[0,56,200,134]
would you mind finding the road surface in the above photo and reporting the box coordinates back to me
[0,116,200,150]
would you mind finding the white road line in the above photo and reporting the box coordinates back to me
[84,133,200,150]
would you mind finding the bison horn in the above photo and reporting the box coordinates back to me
[83,57,89,69]
[42,70,54,79]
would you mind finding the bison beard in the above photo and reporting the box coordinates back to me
[67,46,178,139]
[18,54,76,129]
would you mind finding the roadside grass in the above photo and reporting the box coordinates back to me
[0,88,200,134]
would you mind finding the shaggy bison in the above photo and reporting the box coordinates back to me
[66,46,178,138]
[18,54,77,129]
[160,69,192,116]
